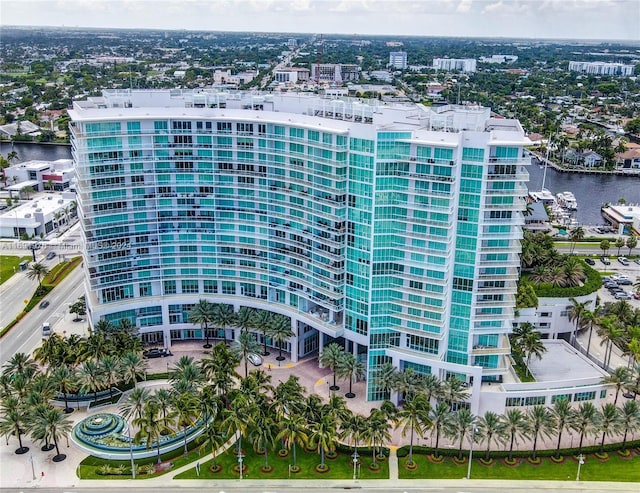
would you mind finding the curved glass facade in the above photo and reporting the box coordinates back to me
[70,90,529,405]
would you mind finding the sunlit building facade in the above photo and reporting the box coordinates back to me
[70,90,529,409]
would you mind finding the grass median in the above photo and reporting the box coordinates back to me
[175,444,389,480]
[398,451,640,481]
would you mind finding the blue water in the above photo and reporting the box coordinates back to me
[527,163,640,225]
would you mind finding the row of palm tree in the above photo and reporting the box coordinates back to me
[599,236,638,257]
[32,330,144,369]
[187,301,294,361]
[372,361,468,407]
[569,298,640,370]
[0,353,73,461]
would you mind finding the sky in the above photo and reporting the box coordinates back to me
[1,0,639,41]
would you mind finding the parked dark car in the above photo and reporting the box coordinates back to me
[39,300,50,309]
[600,257,611,265]
[584,258,596,266]
[143,348,172,359]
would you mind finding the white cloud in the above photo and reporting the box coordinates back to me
[456,0,473,13]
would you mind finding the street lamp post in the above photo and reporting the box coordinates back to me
[576,454,585,481]
[237,449,245,480]
[352,450,359,480]
[466,427,478,480]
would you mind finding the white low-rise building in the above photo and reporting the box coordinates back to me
[0,192,76,239]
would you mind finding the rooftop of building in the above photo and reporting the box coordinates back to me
[70,89,528,140]
[528,340,609,383]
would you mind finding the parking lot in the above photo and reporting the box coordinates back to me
[596,256,640,306]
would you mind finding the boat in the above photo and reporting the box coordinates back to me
[529,188,556,205]
[556,191,577,210]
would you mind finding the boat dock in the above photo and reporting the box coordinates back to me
[530,152,640,176]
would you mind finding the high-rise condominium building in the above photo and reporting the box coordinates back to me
[568,61,634,76]
[432,58,477,73]
[389,51,408,69]
[70,90,529,411]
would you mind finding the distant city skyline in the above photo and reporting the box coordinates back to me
[1,0,639,41]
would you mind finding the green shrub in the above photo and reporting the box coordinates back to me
[530,263,602,298]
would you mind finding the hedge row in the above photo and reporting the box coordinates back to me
[396,438,640,459]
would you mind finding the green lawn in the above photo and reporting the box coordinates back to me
[0,255,30,284]
[398,452,640,482]
[175,444,389,480]
[78,439,205,480]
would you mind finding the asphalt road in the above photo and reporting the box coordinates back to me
[0,485,636,493]
[0,264,84,366]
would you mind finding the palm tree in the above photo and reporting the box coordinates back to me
[626,235,637,256]
[199,386,223,469]
[373,361,399,401]
[170,355,203,390]
[25,262,49,293]
[396,368,424,403]
[521,330,547,376]
[309,408,338,470]
[420,374,443,405]
[234,306,256,335]
[222,396,252,460]
[551,398,575,459]
[526,405,554,460]
[0,399,29,454]
[254,309,273,356]
[2,352,38,379]
[440,376,466,409]
[602,367,630,405]
[154,388,174,423]
[615,237,626,256]
[133,399,174,464]
[34,408,72,462]
[583,310,598,357]
[619,400,640,451]
[251,410,276,471]
[429,401,451,459]
[212,303,235,344]
[232,331,262,378]
[365,408,392,469]
[188,299,216,348]
[119,387,151,421]
[597,403,621,454]
[76,360,104,403]
[600,239,610,256]
[395,394,431,466]
[597,316,623,368]
[276,413,308,471]
[83,333,110,360]
[569,226,585,254]
[199,344,240,398]
[340,412,367,461]
[120,351,147,388]
[568,298,589,346]
[319,343,344,391]
[336,353,365,398]
[477,411,505,461]
[99,355,120,400]
[270,314,294,362]
[51,365,75,414]
[174,392,199,455]
[502,409,527,461]
[572,402,598,455]
[33,333,65,368]
[445,407,476,461]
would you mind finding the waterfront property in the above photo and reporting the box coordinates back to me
[70,89,535,414]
